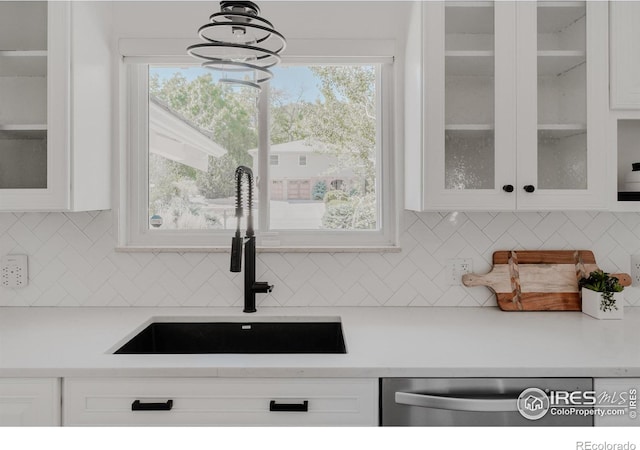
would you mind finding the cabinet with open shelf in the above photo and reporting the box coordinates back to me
[0,1,112,211]
[405,1,607,211]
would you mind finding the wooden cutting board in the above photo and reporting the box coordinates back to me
[462,250,632,311]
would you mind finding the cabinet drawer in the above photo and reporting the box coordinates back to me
[63,378,378,426]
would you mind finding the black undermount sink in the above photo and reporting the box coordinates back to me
[114,320,347,354]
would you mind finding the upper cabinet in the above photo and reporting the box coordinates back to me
[0,1,112,212]
[610,3,640,211]
[610,2,640,110]
[404,1,608,211]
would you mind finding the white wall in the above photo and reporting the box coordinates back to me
[1,210,639,308]
[112,1,412,41]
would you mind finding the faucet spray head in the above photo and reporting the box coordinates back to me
[230,231,243,272]
[230,165,254,274]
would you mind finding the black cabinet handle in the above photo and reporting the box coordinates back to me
[131,399,173,411]
[269,400,309,412]
[523,185,535,193]
[502,184,514,193]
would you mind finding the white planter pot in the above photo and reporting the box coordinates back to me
[581,288,624,320]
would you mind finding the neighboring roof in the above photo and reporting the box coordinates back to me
[149,95,226,171]
[248,140,321,155]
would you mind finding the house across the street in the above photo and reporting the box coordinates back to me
[249,140,355,201]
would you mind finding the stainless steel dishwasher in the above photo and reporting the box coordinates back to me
[381,378,593,426]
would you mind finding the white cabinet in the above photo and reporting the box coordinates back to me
[0,1,112,211]
[593,378,640,427]
[611,1,640,211]
[405,1,608,211]
[0,378,61,426]
[63,377,378,426]
[610,2,640,109]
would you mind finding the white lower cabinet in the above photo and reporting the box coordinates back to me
[63,377,378,426]
[593,378,640,427]
[0,378,61,426]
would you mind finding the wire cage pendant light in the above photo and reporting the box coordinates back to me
[187,1,286,91]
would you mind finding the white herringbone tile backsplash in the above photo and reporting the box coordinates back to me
[1,210,640,307]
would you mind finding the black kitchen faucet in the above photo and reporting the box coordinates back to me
[230,165,273,312]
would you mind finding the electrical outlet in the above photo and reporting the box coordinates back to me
[1,254,28,289]
[631,255,640,286]
[447,258,473,286]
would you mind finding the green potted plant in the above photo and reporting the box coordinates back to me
[578,270,624,319]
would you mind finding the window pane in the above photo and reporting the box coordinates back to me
[147,66,257,230]
[267,65,379,231]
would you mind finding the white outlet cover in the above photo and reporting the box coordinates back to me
[631,255,640,286]
[447,258,473,286]
[1,254,28,289]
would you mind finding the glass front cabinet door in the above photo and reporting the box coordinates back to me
[0,1,112,212]
[404,1,608,211]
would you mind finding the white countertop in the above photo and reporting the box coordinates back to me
[1,307,639,378]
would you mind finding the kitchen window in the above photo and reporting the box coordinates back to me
[121,53,396,250]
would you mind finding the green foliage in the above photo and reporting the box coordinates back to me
[579,270,624,312]
[270,88,312,145]
[149,154,196,213]
[196,154,237,199]
[321,193,376,230]
[324,189,349,203]
[312,180,327,201]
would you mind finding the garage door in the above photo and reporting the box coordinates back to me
[287,180,311,200]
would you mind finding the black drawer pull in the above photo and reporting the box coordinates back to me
[269,400,309,412]
[131,400,173,411]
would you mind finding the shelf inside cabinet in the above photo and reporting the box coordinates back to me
[538,124,586,139]
[0,126,47,140]
[445,124,494,131]
[0,51,47,77]
[0,124,47,131]
[537,51,585,77]
[538,123,585,130]
[446,52,494,76]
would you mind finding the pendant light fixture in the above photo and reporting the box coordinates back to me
[187,1,286,91]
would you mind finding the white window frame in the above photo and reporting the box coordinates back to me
[298,155,307,166]
[269,155,280,166]
[118,40,398,251]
